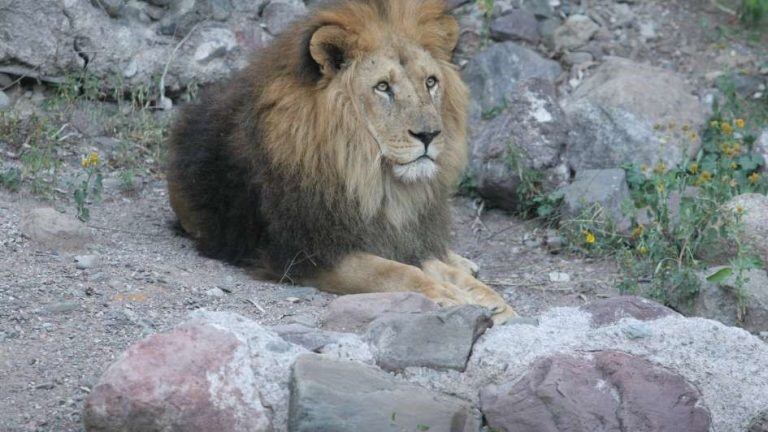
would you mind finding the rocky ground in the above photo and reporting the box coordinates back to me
[1,0,768,431]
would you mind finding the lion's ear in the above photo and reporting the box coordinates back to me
[420,15,460,61]
[309,25,353,77]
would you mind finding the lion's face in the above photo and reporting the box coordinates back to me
[353,42,447,183]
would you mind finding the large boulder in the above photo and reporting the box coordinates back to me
[462,42,562,121]
[560,168,631,223]
[403,298,768,431]
[469,78,570,211]
[288,354,480,432]
[0,0,290,92]
[83,311,307,432]
[563,57,707,172]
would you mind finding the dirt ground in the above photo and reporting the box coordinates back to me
[0,182,620,431]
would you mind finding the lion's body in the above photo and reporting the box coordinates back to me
[168,0,516,321]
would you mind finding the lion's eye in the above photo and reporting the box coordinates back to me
[426,76,438,89]
[375,82,391,93]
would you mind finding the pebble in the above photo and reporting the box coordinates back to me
[549,272,571,282]
[205,287,226,298]
[75,255,98,270]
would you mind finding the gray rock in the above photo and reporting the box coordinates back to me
[580,296,677,326]
[193,27,237,64]
[41,301,80,315]
[560,169,631,223]
[271,324,374,363]
[724,194,768,265]
[480,351,711,432]
[490,10,540,44]
[75,255,99,270]
[553,14,599,51]
[469,78,570,211]
[521,0,554,19]
[20,208,92,251]
[261,1,306,36]
[288,354,480,432]
[91,0,126,18]
[366,306,492,371]
[537,17,562,49]
[757,129,768,166]
[462,42,562,120]
[563,57,707,171]
[749,410,768,432]
[693,267,768,334]
[84,311,306,431]
[321,292,438,333]
[562,51,594,66]
[0,90,10,110]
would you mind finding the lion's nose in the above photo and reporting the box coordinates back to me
[408,130,441,150]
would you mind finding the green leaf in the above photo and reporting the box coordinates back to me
[706,267,733,283]
[416,425,430,431]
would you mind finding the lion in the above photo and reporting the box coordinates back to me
[166,0,517,323]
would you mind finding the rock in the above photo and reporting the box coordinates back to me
[205,287,226,297]
[288,354,480,432]
[548,271,570,282]
[365,305,492,371]
[553,14,599,52]
[321,292,438,333]
[271,324,374,363]
[693,267,768,333]
[75,255,99,270]
[91,0,126,18]
[20,208,92,251]
[447,306,768,431]
[40,301,80,315]
[469,78,570,211]
[261,1,306,36]
[462,42,562,120]
[562,51,593,66]
[480,351,711,432]
[521,0,554,19]
[563,57,707,171]
[193,27,237,64]
[560,168,631,223]
[0,0,265,93]
[490,10,540,44]
[537,17,562,49]
[83,311,307,431]
[749,410,768,432]
[724,193,768,265]
[0,90,9,110]
[757,129,768,166]
[580,296,677,326]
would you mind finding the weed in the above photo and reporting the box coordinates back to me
[74,152,103,221]
[741,0,768,26]
[550,113,766,310]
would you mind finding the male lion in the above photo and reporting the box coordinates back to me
[167,0,517,322]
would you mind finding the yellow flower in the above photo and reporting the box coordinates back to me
[730,162,738,169]
[748,172,761,184]
[640,164,649,173]
[695,171,713,185]
[682,125,690,132]
[710,120,720,129]
[656,182,665,193]
[631,225,644,239]
[689,131,699,141]
[735,205,744,215]
[583,230,596,245]
[735,118,745,129]
[654,162,667,174]
[638,245,649,255]
[688,162,699,175]
[81,152,100,169]
[721,122,733,135]
[729,179,738,188]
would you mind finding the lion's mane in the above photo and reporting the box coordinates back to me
[167,0,469,279]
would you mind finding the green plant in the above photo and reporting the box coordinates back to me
[552,113,766,310]
[74,152,103,221]
[476,0,495,43]
[118,168,136,192]
[0,167,21,191]
[741,0,768,26]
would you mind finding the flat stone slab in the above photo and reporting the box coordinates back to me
[288,354,480,432]
[366,305,493,371]
[321,292,439,333]
[580,295,677,326]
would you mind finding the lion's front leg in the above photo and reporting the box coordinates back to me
[422,258,517,324]
[312,252,473,307]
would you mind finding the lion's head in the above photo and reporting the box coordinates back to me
[257,0,468,225]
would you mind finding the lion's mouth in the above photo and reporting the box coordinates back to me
[399,155,434,166]
[392,155,438,182]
